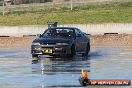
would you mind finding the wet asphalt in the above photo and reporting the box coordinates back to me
[0,47,132,88]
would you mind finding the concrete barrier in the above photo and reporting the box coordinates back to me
[0,25,45,37]
[0,23,132,37]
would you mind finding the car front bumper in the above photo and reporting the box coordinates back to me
[31,45,71,56]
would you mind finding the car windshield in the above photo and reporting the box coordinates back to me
[42,28,75,38]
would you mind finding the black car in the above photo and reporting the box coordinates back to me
[31,27,90,58]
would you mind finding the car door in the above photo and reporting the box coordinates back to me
[76,29,88,51]
[75,29,84,52]
[80,32,89,51]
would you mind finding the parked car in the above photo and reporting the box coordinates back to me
[31,27,90,58]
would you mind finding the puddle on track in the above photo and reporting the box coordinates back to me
[0,47,132,88]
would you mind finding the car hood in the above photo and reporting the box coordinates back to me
[33,37,74,43]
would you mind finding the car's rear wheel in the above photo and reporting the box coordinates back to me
[86,42,90,54]
[82,43,90,56]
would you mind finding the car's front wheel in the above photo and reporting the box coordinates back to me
[32,54,39,58]
[68,45,76,57]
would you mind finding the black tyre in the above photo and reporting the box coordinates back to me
[82,78,91,86]
[32,54,38,58]
[82,81,87,86]
[82,43,90,56]
[86,42,90,54]
[69,45,76,57]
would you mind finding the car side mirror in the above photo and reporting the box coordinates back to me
[37,34,42,38]
[83,32,86,35]
[76,34,82,37]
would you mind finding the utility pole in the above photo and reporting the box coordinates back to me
[70,0,73,10]
[2,0,5,16]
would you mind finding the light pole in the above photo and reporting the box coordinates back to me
[70,0,73,10]
[2,0,5,16]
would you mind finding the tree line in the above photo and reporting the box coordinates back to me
[13,0,52,4]
[0,0,52,5]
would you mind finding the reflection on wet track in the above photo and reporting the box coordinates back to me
[0,47,132,88]
[32,56,90,74]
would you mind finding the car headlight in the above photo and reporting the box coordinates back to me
[32,42,40,45]
[56,43,69,45]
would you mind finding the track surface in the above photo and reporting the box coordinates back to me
[0,46,132,88]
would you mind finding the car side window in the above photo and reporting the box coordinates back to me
[75,28,83,36]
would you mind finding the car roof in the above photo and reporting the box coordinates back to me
[48,27,78,29]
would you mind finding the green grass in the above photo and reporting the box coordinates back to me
[0,1,132,25]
